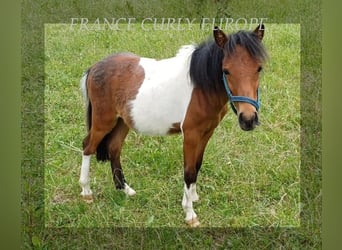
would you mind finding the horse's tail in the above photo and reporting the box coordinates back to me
[80,69,92,130]
[80,69,111,162]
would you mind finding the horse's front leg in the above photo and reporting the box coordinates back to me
[182,128,213,227]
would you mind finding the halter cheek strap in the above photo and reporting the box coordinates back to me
[222,73,260,115]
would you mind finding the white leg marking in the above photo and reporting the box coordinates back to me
[182,183,200,227]
[191,183,199,202]
[122,183,136,196]
[79,154,93,200]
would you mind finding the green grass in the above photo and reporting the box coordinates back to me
[44,23,300,228]
[22,0,321,248]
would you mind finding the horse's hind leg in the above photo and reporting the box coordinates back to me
[79,119,115,202]
[107,118,136,196]
[79,145,93,202]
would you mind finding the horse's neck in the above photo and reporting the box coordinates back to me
[191,88,229,116]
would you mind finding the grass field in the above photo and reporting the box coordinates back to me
[22,0,322,248]
[44,23,300,228]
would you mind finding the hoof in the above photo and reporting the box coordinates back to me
[123,184,136,196]
[81,194,94,204]
[186,217,200,227]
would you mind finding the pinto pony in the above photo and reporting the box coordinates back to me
[79,25,268,227]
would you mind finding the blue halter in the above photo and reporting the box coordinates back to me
[222,73,260,115]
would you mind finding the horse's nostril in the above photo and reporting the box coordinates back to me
[238,112,244,124]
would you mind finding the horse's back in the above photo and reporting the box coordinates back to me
[86,47,196,136]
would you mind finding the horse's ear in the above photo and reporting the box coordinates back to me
[214,26,228,48]
[253,24,265,41]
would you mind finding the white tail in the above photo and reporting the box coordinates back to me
[80,71,89,105]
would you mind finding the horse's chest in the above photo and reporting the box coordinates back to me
[129,58,193,135]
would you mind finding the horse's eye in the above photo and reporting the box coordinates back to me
[223,69,230,75]
[257,66,263,73]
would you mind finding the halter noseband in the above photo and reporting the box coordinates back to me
[222,73,260,115]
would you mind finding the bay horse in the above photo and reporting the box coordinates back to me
[79,24,268,227]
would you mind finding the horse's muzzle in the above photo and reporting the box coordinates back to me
[238,112,259,131]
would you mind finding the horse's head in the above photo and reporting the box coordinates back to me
[214,24,268,131]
